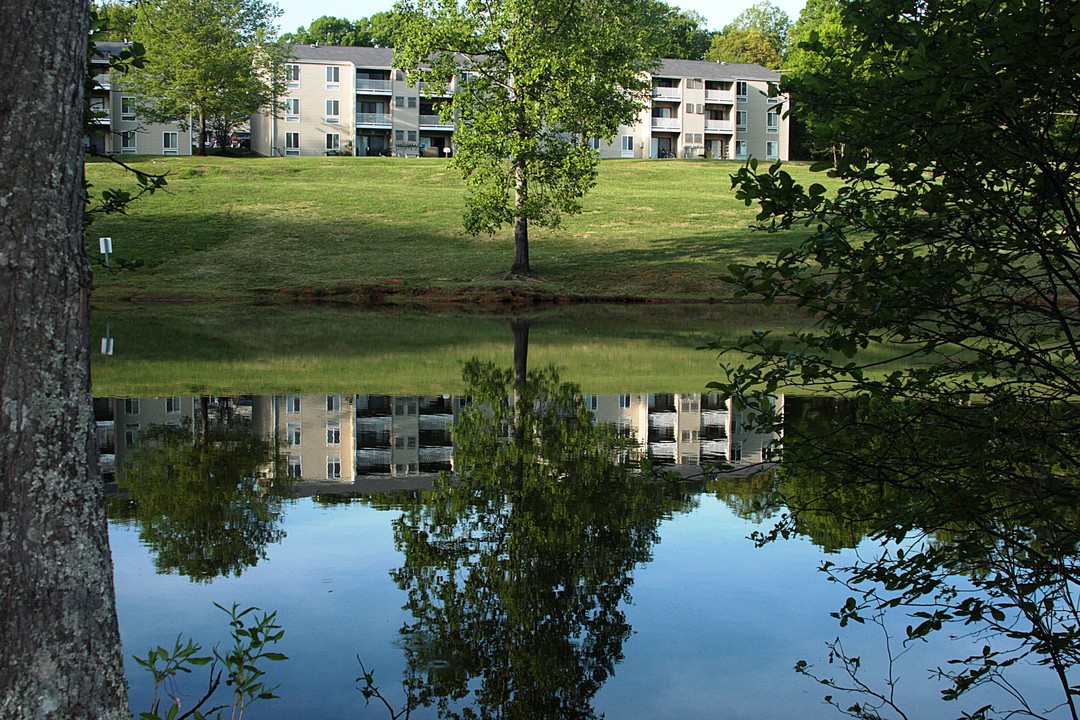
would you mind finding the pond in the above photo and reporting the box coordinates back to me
[96,304,1071,720]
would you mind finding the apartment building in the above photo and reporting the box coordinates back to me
[251,45,789,162]
[87,42,194,156]
[602,58,788,161]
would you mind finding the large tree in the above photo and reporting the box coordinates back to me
[0,0,130,718]
[645,2,714,60]
[392,0,657,278]
[706,0,791,66]
[127,0,290,155]
[283,11,403,47]
[717,0,1080,715]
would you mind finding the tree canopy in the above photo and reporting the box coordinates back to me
[282,12,403,47]
[716,0,1080,714]
[644,2,714,60]
[126,0,290,155]
[706,1,790,67]
[392,0,658,278]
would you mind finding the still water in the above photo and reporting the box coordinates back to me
[101,390,1055,720]
[96,305,1067,719]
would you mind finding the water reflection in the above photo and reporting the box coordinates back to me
[105,397,291,582]
[386,360,693,719]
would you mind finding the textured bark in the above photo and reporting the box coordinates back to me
[0,1,130,718]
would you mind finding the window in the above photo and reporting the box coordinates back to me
[395,130,405,141]
[394,96,404,108]
[287,422,301,445]
[124,398,140,414]
[326,420,341,445]
[285,98,300,119]
[287,455,303,478]
[325,133,340,151]
[285,64,300,86]
[125,423,140,447]
[736,139,747,157]
[120,96,136,120]
[587,137,600,150]
[621,135,634,152]
[407,96,417,108]
[286,395,301,412]
[407,436,416,449]
[120,130,137,153]
[766,140,779,159]
[285,132,300,156]
[166,396,181,413]
[736,110,747,129]
[327,453,342,479]
[585,395,598,411]
[326,395,341,411]
[325,65,340,86]
[767,109,780,132]
[407,130,417,142]
[395,69,405,81]
[325,99,339,122]
[736,80,748,100]
[161,132,179,154]
[395,436,405,449]
[619,394,632,409]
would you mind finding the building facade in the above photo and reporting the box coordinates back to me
[88,42,194,156]
[251,45,789,162]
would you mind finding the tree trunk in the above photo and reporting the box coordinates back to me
[198,113,208,156]
[0,1,130,718]
[509,159,532,278]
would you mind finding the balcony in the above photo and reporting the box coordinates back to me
[705,89,734,103]
[419,81,451,96]
[356,112,392,126]
[651,117,680,130]
[652,86,681,101]
[355,78,392,93]
[705,119,734,133]
[419,114,453,128]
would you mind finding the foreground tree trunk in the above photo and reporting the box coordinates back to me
[0,1,130,718]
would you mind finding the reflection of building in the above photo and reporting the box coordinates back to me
[102,392,781,491]
[250,46,788,162]
[647,393,780,468]
[112,395,199,466]
[356,395,461,477]
[252,395,356,482]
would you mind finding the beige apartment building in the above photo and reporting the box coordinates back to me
[251,46,789,162]
[88,42,194,156]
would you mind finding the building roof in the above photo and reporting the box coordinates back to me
[287,44,780,81]
[657,57,780,82]
[289,44,396,66]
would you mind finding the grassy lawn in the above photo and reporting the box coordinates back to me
[84,156,831,303]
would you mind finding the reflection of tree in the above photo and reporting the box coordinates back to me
[760,396,1080,719]
[108,401,290,582]
[389,349,689,720]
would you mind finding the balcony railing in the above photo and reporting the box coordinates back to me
[652,86,681,101]
[419,114,453,127]
[356,112,392,126]
[705,119,734,133]
[651,117,680,130]
[705,89,734,103]
[355,78,393,92]
[419,81,451,96]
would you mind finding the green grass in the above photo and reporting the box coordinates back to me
[85,156,832,302]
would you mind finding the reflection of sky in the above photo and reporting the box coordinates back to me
[111,494,1060,719]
